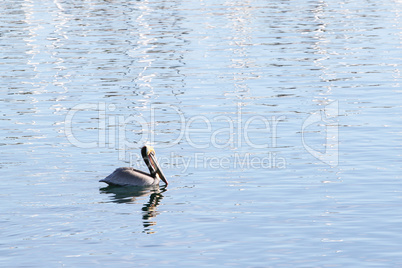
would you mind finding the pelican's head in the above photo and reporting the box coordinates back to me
[141,145,168,186]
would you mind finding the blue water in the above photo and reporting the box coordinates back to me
[1,0,402,266]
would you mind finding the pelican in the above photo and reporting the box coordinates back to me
[100,146,168,187]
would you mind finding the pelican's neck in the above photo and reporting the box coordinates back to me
[141,147,156,177]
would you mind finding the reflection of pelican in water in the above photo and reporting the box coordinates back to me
[100,146,168,187]
[100,185,167,233]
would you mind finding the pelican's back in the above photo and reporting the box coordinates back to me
[100,167,159,186]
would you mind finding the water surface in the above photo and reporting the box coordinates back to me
[1,0,402,266]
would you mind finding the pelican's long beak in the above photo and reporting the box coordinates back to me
[149,153,168,186]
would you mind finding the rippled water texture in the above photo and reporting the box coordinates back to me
[1,0,402,266]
